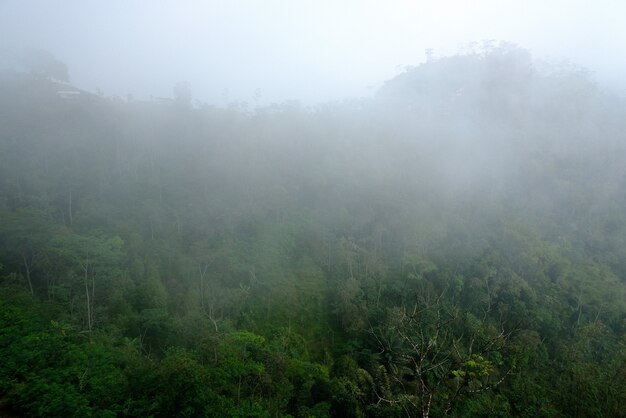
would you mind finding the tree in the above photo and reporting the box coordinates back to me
[0,210,55,295]
[370,284,513,417]
[19,48,69,82]
[174,81,192,107]
[51,232,123,331]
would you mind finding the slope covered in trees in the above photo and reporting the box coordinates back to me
[0,44,625,417]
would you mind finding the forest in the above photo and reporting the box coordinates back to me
[0,43,625,417]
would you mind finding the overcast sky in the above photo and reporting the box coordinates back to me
[1,0,624,105]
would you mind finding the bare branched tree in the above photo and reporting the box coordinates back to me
[370,285,516,417]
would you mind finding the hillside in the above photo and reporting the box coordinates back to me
[0,44,625,417]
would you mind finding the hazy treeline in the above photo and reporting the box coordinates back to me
[0,43,625,417]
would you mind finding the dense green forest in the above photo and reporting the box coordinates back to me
[0,44,625,417]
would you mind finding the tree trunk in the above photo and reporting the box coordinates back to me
[84,263,91,331]
[68,190,73,226]
[199,263,209,310]
[22,254,34,295]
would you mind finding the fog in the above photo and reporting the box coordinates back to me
[2,0,625,104]
[1,2,626,417]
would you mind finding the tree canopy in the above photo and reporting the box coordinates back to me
[0,44,625,417]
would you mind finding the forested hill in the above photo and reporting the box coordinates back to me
[1,44,625,417]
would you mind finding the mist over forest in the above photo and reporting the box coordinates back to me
[1,28,626,418]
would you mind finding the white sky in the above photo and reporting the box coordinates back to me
[1,0,625,104]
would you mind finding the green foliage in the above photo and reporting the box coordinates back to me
[0,288,126,416]
[1,46,626,417]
